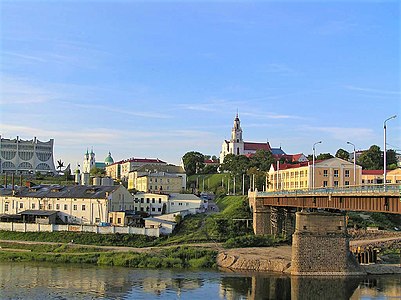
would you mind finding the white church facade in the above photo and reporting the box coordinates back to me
[220,114,272,163]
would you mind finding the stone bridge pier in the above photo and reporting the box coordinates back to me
[291,211,365,276]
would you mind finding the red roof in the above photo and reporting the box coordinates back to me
[244,142,271,151]
[362,170,385,175]
[204,159,219,165]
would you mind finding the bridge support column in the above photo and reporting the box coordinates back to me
[253,200,271,235]
[291,211,365,276]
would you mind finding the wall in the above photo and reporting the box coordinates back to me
[0,222,160,237]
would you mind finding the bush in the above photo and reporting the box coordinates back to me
[223,235,277,248]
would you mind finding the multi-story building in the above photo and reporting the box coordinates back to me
[0,136,56,175]
[105,157,167,181]
[128,164,186,191]
[135,173,183,193]
[0,184,134,225]
[268,157,362,191]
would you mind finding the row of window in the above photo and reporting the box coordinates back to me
[4,202,87,212]
[134,197,164,204]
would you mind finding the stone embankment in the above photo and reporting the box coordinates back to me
[217,246,292,273]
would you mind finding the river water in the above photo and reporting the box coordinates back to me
[0,262,400,299]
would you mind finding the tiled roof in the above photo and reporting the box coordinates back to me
[244,142,271,151]
[362,170,385,175]
[271,148,286,155]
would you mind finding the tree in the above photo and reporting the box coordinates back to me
[335,148,350,161]
[316,153,334,160]
[221,154,250,176]
[357,145,382,170]
[250,149,274,172]
[182,151,205,176]
[90,167,106,177]
[386,149,398,169]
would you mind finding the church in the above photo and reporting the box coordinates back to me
[219,114,308,164]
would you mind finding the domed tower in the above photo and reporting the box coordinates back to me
[104,151,114,166]
[229,113,244,155]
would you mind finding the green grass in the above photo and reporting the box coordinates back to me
[0,245,217,269]
[0,231,157,247]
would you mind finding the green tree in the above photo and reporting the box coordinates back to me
[182,151,205,176]
[247,167,267,191]
[90,167,106,177]
[335,148,350,160]
[357,145,382,170]
[386,149,398,169]
[316,153,334,160]
[221,154,250,176]
[250,149,274,171]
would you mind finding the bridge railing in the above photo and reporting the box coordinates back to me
[257,184,401,197]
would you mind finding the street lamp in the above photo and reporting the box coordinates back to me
[347,141,356,186]
[312,141,322,190]
[384,115,397,188]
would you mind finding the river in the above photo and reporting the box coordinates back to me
[0,262,400,299]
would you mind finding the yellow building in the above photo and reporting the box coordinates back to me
[361,168,401,185]
[135,173,183,193]
[268,157,362,191]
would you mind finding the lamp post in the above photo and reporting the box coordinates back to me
[347,141,356,186]
[384,115,397,188]
[312,141,322,190]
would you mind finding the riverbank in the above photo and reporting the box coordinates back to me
[0,241,217,269]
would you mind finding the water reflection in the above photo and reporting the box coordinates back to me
[0,262,399,299]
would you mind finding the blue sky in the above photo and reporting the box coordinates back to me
[1,1,400,168]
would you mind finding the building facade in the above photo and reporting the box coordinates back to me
[0,136,57,175]
[128,164,186,191]
[0,184,134,225]
[361,168,401,185]
[132,192,202,215]
[106,157,167,181]
[135,173,183,193]
[268,157,362,191]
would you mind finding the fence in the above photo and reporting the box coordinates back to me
[0,222,160,237]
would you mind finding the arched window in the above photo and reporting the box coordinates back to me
[237,147,240,155]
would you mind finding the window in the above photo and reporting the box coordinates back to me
[110,217,113,223]
[117,218,122,224]
[345,170,350,177]
[323,181,328,187]
[345,181,349,186]
[56,204,60,210]
[323,170,328,177]
[32,203,35,209]
[146,198,150,203]
[334,181,339,187]
[4,203,9,212]
[82,205,86,211]
[48,204,52,209]
[171,202,174,205]
[73,205,77,211]
[152,207,155,212]
[19,203,23,209]
[39,204,44,209]
[64,204,68,210]
[334,170,339,177]
[159,198,162,203]
[141,198,144,203]
[95,218,100,223]
[179,203,183,206]
[158,207,161,212]
[152,198,155,203]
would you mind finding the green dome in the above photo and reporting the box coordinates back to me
[105,151,114,165]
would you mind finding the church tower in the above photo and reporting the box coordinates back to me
[83,148,96,173]
[229,113,244,155]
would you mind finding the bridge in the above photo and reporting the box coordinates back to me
[248,184,401,276]
[251,184,401,214]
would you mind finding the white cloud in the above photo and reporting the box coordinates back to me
[302,125,376,141]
